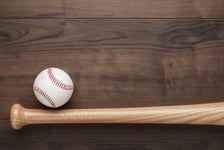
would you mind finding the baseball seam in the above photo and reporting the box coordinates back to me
[33,86,56,108]
[48,68,73,90]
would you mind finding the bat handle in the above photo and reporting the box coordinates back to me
[10,102,224,130]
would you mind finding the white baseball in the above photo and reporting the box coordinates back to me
[33,67,74,108]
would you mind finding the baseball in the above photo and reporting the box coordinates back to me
[33,67,74,108]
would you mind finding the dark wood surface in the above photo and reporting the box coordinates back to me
[0,1,224,150]
[1,0,224,18]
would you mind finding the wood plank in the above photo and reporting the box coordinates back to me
[0,19,224,119]
[1,119,224,149]
[0,0,224,18]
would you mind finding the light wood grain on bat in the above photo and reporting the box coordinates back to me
[11,102,224,130]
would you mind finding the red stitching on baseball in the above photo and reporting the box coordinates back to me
[33,86,56,108]
[48,68,73,90]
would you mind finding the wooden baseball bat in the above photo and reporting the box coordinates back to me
[10,102,224,130]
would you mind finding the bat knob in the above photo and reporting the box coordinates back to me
[10,104,25,130]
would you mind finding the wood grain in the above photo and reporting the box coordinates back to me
[1,119,224,150]
[0,0,224,18]
[10,103,224,130]
[0,0,224,148]
[0,19,224,120]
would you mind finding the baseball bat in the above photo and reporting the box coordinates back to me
[10,102,224,130]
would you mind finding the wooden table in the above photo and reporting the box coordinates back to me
[0,0,224,149]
